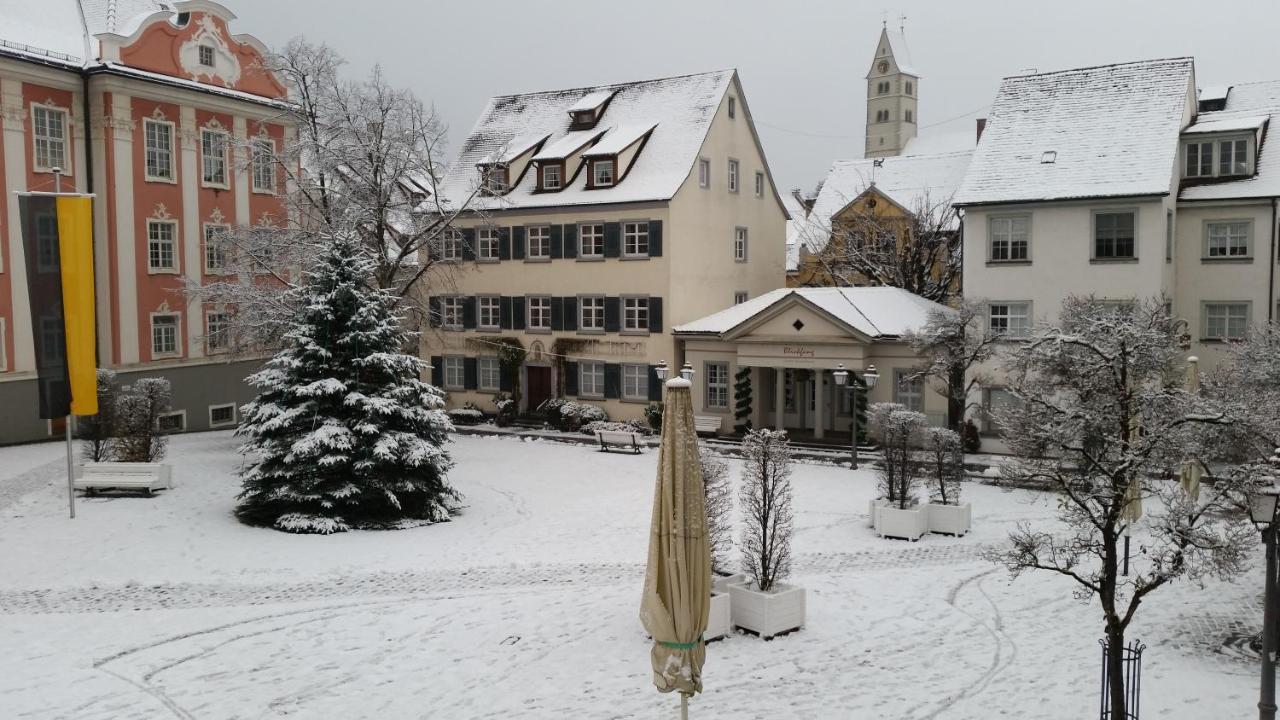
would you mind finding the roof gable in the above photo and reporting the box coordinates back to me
[1181,79,1280,201]
[674,286,948,340]
[954,57,1195,206]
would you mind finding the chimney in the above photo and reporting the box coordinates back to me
[975,118,987,144]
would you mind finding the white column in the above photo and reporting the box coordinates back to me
[774,368,785,431]
[1,78,33,371]
[71,90,87,192]
[814,368,825,439]
[110,93,139,364]
[232,116,249,225]
[180,106,202,359]
[89,93,113,363]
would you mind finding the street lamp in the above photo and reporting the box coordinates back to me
[655,360,669,382]
[832,363,878,470]
[1253,474,1280,720]
[680,362,694,382]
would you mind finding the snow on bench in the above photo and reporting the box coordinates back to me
[75,462,173,495]
[694,415,722,435]
[595,430,641,455]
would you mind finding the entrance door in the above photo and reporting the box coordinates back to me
[526,366,553,411]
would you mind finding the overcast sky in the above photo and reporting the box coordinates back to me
[235,0,1280,194]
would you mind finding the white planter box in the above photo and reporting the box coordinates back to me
[712,573,747,594]
[727,582,805,639]
[706,591,732,641]
[927,502,972,536]
[868,498,890,528]
[876,503,928,541]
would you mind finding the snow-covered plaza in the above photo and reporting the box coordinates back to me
[0,431,1262,718]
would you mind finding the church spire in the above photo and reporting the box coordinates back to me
[864,24,920,159]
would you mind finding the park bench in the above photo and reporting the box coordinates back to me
[693,415,723,436]
[595,430,642,455]
[75,462,173,495]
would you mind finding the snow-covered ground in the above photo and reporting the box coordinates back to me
[0,431,1260,718]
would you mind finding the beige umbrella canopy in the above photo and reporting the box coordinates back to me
[640,377,712,713]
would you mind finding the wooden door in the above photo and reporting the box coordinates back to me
[526,366,553,411]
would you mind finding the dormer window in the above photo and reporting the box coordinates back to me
[591,158,615,188]
[572,110,595,127]
[198,45,215,67]
[479,163,508,194]
[540,162,562,191]
[567,89,616,130]
[1183,135,1253,179]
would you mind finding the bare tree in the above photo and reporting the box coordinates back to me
[800,190,961,305]
[878,408,926,509]
[904,298,1000,432]
[114,378,172,463]
[988,296,1252,720]
[78,369,119,462]
[700,448,734,575]
[739,429,794,592]
[923,426,963,506]
[183,39,482,351]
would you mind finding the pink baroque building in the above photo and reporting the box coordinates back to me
[0,0,290,442]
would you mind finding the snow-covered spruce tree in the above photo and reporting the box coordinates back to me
[700,448,734,575]
[880,409,926,509]
[923,426,962,505]
[235,234,458,534]
[78,369,119,462]
[987,296,1251,720]
[733,367,753,434]
[904,298,1000,433]
[114,378,171,463]
[739,429,794,592]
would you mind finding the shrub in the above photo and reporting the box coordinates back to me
[541,399,607,431]
[643,402,663,431]
[447,408,485,426]
[492,393,516,427]
[582,420,647,436]
[961,418,982,454]
[701,448,734,575]
[924,426,963,505]
[879,408,926,509]
[739,429,793,592]
[78,369,119,462]
[114,378,172,463]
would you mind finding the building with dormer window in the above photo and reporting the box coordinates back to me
[0,1,290,443]
[428,70,787,420]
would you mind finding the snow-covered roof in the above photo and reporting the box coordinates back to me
[1181,80,1280,201]
[478,133,550,165]
[674,286,946,339]
[953,57,1194,206]
[782,192,812,273]
[1182,115,1268,134]
[901,126,979,157]
[582,123,657,157]
[0,0,167,64]
[531,130,605,162]
[567,89,615,113]
[438,70,733,210]
[1199,85,1230,103]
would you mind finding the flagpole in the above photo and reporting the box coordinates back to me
[53,167,75,520]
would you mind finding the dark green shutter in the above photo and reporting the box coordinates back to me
[648,220,662,257]
[512,296,526,330]
[463,296,477,329]
[649,297,662,332]
[499,367,513,392]
[498,227,511,260]
[431,356,444,387]
[513,226,526,260]
[463,357,478,389]
[648,365,663,401]
[461,228,476,261]
[499,296,512,329]
[563,296,578,331]
[562,224,577,259]
[549,224,563,259]
[603,363,621,399]
[550,297,564,331]
[604,222,621,258]
[565,362,579,396]
[428,296,442,327]
[604,297,620,332]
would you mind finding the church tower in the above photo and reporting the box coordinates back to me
[865,23,919,158]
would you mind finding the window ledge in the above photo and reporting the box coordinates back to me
[986,260,1032,267]
[148,268,180,275]
[620,330,651,337]
[201,182,230,191]
[1089,258,1139,264]
[577,256,605,262]
[145,175,178,185]
[524,257,552,263]
[251,189,277,196]
[1201,256,1253,264]
[476,258,500,264]
[576,329,606,336]
[620,255,651,261]
[525,328,552,334]
[1197,337,1242,344]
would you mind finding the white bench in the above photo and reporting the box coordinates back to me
[75,462,173,495]
[595,430,641,454]
[694,415,723,435]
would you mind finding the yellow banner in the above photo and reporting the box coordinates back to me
[56,195,97,416]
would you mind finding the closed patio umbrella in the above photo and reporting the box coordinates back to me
[640,377,711,718]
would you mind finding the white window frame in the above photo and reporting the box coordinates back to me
[734,291,748,305]
[526,225,551,260]
[579,361,605,398]
[1202,301,1250,341]
[198,44,215,67]
[147,219,179,273]
[893,369,924,412]
[734,227,748,262]
[205,310,231,354]
[705,362,729,409]
[440,228,463,262]
[1203,219,1252,260]
[1183,135,1253,179]
[200,129,229,188]
[988,301,1031,339]
[542,163,561,190]
[478,357,501,392]
[988,214,1031,263]
[157,410,187,433]
[592,159,615,187]
[31,104,68,173]
[727,159,739,193]
[477,227,500,262]
[150,312,182,358]
[251,137,275,193]
[203,223,229,274]
[622,363,648,401]
[441,296,464,330]
[579,223,604,259]
[442,356,465,390]
[698,158,711,189]
[1218,137,1251,177]
[982,387,1015,434]
[754,171,764,198]
[622,221,649,257]
[622,296,649,334]
[1092,209,1137,261]
[477,295,501,330]
[579,295,605,332]
[143,118,176,182]
[527,295,552,331]
[208,403,237,428]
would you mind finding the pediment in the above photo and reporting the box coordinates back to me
[725,293,873,344]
